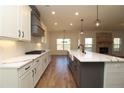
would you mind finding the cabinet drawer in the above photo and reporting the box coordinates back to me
[33,57,41,66]
[18,61,33,77]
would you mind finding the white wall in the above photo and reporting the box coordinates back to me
[49,30,124,57]
[49,31,79,55]
[80,30,124,57]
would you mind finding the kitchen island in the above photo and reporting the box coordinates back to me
[68,50,124,88]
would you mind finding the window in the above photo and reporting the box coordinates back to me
[85,38,93,51]
[56,38,71,50]
[113,38,120,51]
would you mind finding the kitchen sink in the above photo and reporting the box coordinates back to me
[25,50,46,54]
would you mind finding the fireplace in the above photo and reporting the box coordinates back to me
[99,47,109,54]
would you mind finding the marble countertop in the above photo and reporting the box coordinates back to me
[68,50,124,62]
[0,50,50,69]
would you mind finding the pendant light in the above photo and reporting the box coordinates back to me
[80,19,84,35]
[95,5,101,27]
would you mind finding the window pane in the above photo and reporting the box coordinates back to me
[84,38,93,51]
[63,39,70,44]
[57,39,63,44]
[64,44,70,50]
[113,44,120,51]
[113,38,120,51]
[114,38,120,44]
[85,47,92,51]
[57,44,63,50]
[114,44,119,48]
[56,38,71,50]
[85,38,92,44]
[85,44,92,47]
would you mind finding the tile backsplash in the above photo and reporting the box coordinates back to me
[0,36,42,61]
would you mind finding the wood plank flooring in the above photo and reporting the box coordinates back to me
[36,55,77,88]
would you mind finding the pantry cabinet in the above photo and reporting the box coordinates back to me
[0,6,31,41]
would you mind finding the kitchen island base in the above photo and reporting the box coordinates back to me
[69,56,104,88]
[68,50,124,88]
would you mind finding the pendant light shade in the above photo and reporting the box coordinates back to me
[80,19,84,35]
[95,5,101,27]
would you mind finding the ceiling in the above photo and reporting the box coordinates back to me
[36,5,124,32]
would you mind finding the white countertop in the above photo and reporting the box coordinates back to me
[68,50,124,62]
[0,50,50,69]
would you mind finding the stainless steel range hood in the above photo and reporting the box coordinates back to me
[30,5,44,37]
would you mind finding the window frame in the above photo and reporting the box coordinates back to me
[113,38,121,52]
[56,38,71,50]
[84,38,93,52]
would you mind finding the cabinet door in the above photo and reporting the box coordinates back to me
[21,6,31,41]
[24,6,31,41]
[0,6,3,35]
[43,55,47,71]
[19,6,31,41]
[33,64,39,86]
[39,57,44,77]
[33,57,45,86]
[19,69,34,88]
[0,6,18,39]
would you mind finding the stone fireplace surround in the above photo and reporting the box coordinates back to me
[96,33,112,55]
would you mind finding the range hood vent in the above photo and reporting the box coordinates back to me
[30,5,44,37]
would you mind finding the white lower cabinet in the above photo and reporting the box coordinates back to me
[33,57,42,86]
[19,69,34,88]
[0,51,51,88]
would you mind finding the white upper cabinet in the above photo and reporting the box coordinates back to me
[0,6,18,38]
[18,6,31,41]
[0,6,31,41]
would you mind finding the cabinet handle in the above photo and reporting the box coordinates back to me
[18,30,21,37]
[25,66,30,70]
[36,60,39,63]
[22,32,24,38]
[32,70,34,77]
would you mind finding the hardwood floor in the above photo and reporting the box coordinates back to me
[36,55,77,88]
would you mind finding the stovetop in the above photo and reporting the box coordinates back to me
[25,50,46,54]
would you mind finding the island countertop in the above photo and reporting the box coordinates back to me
[68,50,124,62]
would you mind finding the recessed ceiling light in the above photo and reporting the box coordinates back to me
[54,22,58,26]
[80,31,84,35]
[70,23,73,26]
[75,12,79,15]
[52,11,55,15]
